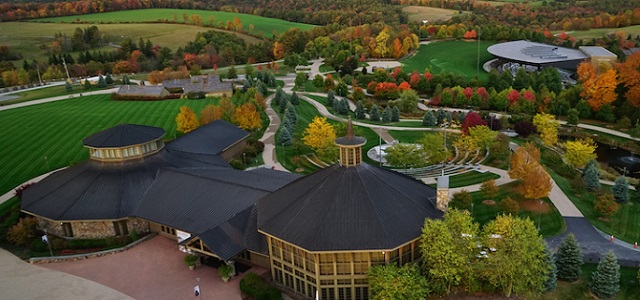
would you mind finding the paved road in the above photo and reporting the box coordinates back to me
[0,88,118,112]
[0,248,132,300]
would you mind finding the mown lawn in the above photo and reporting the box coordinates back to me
[547,168,640,244]
[401,40,495,81]
[0,84,115,106]
[0,95,219,195]
[469,181,565,238]
[448,171,500,188]
[33,8,315,37]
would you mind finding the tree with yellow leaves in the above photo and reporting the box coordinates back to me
[564,138,597,168]
[176,106,199,134]
[218,96,236,122]
[509,145,552,200]
[302,116,337,159]
[533,113,559,146]
[453,125,497,152]
[233,103,262,131]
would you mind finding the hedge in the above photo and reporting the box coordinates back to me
[239,273,282,300]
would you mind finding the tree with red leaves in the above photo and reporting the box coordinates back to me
[461,112,488,135]
[507,89,521,106]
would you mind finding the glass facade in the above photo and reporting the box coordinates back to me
[268,237,421,300]
[88,140,164,162]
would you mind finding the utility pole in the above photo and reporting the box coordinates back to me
[35,62,43,86]
[61,57,71,83]
[378,126,382,166]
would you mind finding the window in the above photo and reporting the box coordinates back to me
[284,273,294,289]
[113,220,129,236]
[61,222,73,237]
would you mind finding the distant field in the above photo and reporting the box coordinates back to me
[401,40,495,81]
[558,25,640,40]
[402,6,466,23]
[0,95,219,196]
[32,8,316,37]
[0,22,262,64]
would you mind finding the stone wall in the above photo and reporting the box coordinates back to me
[37,217,149,239]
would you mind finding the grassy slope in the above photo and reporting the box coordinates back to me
[401,6,466,23]
[0,95,219,195]
[401,40,495,81]
[33,8,315,37]
[0,21,262,64]
[560,25,640,40]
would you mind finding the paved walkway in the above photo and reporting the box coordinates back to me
[0,88,118,112]
[42,236,267,299]
[0,248,132,300]
[260,94,287,171]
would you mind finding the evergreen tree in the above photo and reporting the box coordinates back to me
[227,65,237,79]
[590,250,620,299]
[612,176,629,203]
[241,79,251,92]
[278,128,293,146]
[283,116,295,134]
[339,98,350,115]
[355,101,366,120]
[279,92,289,113]
[268,73,277,88]
[97,75,106,88]
[583,160,601,191]
[422,111,437,126]
[382,106,392,123]
[326,90,335,107]
[556,233,583,282]
[333,97,341,114]
[273,87,284,106]
[370,105,381,122]
[65,82,73,92]
[436,108,448,124]
[256,80,268,96]
[290,92,300,105]
[122,74,130,85]
[105,73,113,84]
[286,102,297,125]
[83,79,92,90]
[391,106,400,122]
[543,243,557,292]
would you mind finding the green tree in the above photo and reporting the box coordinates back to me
[294,72,307,88]
[543,243,557,292]
[279,92,288,113]
[370,105,381,122]
[418,133,449,165]
[421,210,479,294]
[480,214,549,297]
[480,179,499,199]
[285,102,297,125]
[97,74,106,88]
[590,250,620,299]
[105,73,113,84]
[83,79,92,90]
[391,106,400,122]
[384,143,425,168]
[392,89,419,113]
[556,233,583,282]
[576,100,592,118]
[450,190,472,210]
[65,82,73,92]
[382,106,392,123]
[290,92,300,105]
[368,263,429,300]
[355,101,366,120]
[582,160,601,191]
[227,65,237,79]
[122,74,130,85]
[273,86,285,106]
[335,80,348,97]
[278,128,293,146]
[326,90,335,107]
[312,74,324,88]
[612,176,629,203]
[423,111,436,126]
[567,108,579,126]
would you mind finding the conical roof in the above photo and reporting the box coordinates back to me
[257,163,442,251]
[82,124,165,148]
[335,117,366,146]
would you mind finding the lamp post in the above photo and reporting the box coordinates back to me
[537,199,543,231]
[476,29,482,77]
[378,126,382,166]
[282,142,285,166]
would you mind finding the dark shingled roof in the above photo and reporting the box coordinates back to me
[162,75,232,94]
[258,163,442,252]
[115,85,168,97]
[335,118,366,146]
[166,120,250,155]
[21,148,230,221]
[83,124,165,148]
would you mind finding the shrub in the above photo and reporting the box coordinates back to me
[556,233,583,282]
[590,250,620,299]
[30,238,47,252]
[14,182,35,199]
[500,196,520,214]
[514,121,536,137]
[594,194,619,217]
[6,217,38,246]
[239,272,283,300]
[450,190,472,210]
[480,179,499,199]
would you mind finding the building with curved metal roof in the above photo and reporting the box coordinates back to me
[487,40,588,69]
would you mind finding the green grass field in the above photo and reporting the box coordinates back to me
[0,21,263,64]
[0,84,115,106]
[447,170,500,188]
[0,95,219,196]
[558,25,640,41]
[33,8,315,37]
[401,40,495,81]
[402,6,468,23]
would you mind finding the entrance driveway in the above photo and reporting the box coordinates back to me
[42,236,268,299]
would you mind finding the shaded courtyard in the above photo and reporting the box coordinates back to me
[41,236,268,300]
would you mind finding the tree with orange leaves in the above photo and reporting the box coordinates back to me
[392,38,404,59]
[272,42,284,60]
[508,145,552,200]
[200,104,223,125]
[577,62,618,111]
[616,52,640,107]
[233,103,261,131]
